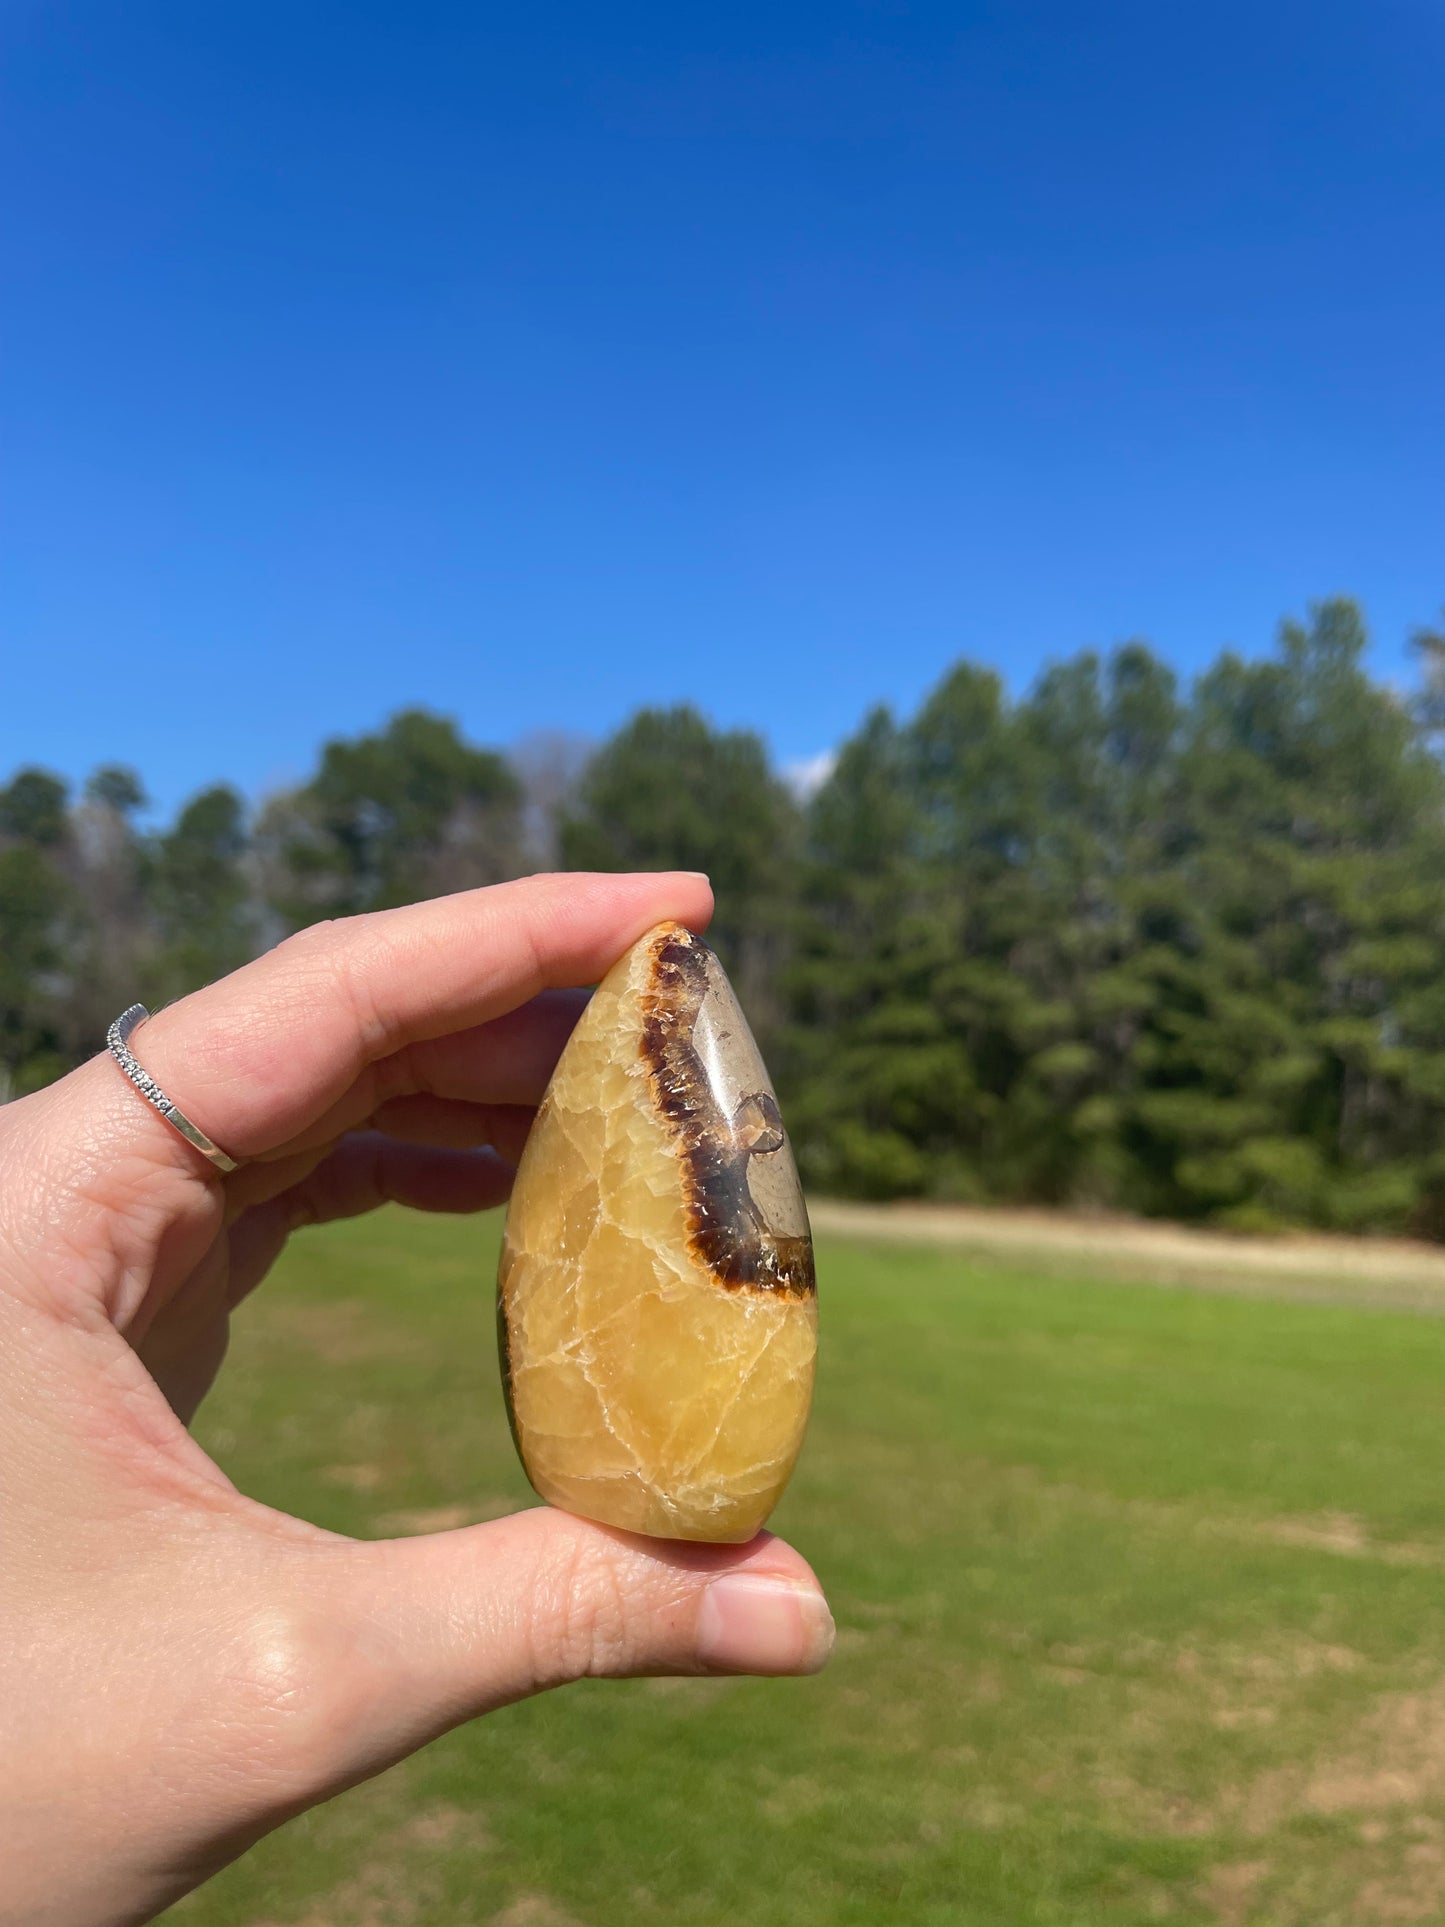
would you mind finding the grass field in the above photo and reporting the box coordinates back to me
[171,1207,1445,1927]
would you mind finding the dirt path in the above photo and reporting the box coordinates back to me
[808,1197,1445,1308]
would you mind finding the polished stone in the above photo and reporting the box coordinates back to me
[497,922,817,1542]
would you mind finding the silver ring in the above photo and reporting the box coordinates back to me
[106,1005,240,1174]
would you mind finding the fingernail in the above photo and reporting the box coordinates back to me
[680,871,711,882]
[697,1575,836,1676]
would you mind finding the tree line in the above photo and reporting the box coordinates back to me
[7,597,1445,1236]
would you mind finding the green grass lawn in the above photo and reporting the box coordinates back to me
[173,1210,1445,1927]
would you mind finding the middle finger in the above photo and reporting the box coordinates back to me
[251,990,587,1162]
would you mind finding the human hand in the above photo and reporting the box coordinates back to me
[0,873,833,1927]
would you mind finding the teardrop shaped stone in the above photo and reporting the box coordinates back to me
[497,921,817,1542]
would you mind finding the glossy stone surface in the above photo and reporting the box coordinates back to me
[497,922,817,1542]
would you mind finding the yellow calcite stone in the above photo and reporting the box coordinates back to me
[497,922,817,1542]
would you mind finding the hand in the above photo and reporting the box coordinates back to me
[0,873,833,1927]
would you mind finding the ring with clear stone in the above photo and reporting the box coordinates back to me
[106,1004,240,1173]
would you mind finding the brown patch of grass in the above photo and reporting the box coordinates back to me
[1264,1511,1370,1555]
[937,1457,1445,1572]
[1211,1704,1278,1730]
[1196,1858,1271,1926]
[641,1674,739,1703]
[323,1464,384,1492]
[1237,1679,1445,1838]
[242,1791,483,1927]
[828,1626,874,1657]
[251,1300,396,1367]
[1309,1683,1445,1815]
[1352,1838,1445,1922]
[956,1788,1027,1831]
[1096,1774,1217,1839]
[252,1858,433,1927]
[492,1897,587,1927]
[1254,1513,1444,1569]
[371,1497,521,1535]
[398,1801,480,1848]
[808,1197,1445,1307]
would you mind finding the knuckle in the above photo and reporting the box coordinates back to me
[529,1534,635,1686]
[210,1599,359,1809]
[369,1039,422,1108]
[315,921,398,1057]
[263,917,393,1061]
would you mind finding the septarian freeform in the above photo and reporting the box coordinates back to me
[497,922,817,1542]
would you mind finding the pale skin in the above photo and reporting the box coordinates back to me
[0,872,834,1927]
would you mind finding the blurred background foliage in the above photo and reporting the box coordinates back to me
[9,596,1445,1238]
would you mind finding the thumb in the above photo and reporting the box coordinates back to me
[272,1506,834,1799]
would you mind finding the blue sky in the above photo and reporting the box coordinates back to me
[3,0,1443,820]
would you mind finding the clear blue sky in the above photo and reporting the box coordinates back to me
[3,0,1443,819]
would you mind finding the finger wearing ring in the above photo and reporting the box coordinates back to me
[106,1005,241,1174]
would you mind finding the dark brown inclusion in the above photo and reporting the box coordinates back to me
[639,929,816,1298]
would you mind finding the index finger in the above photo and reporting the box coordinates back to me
[89,871,714,1165]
